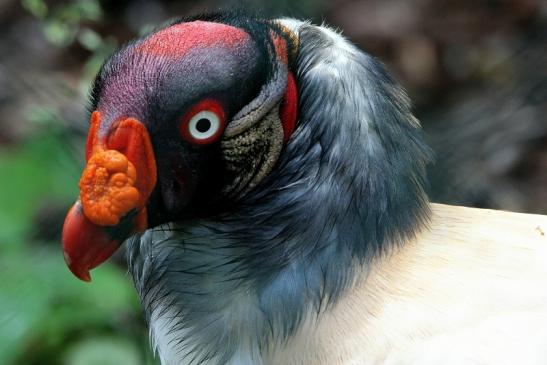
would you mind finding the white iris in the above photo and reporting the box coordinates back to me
[187,111,221,140]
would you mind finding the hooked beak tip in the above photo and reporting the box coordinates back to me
[63,249,92,282]
[61,202,123,282]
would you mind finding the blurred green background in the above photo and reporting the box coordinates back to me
[0,0,545,364]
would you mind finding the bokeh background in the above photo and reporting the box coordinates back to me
[0,0,545,364]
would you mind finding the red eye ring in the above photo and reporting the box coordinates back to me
[179,99,226,145]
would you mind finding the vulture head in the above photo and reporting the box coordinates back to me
[62,13,432,365]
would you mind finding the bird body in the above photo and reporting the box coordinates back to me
[130,203,547,365]
[60,14,547,365]
[272,203,547,365]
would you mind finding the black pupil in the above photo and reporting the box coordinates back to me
[196,118,211,133]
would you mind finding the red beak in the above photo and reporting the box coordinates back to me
[62,111,156,281]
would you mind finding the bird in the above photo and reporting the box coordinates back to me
[61,12,547,365]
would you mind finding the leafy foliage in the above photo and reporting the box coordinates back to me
[1,2,157,361]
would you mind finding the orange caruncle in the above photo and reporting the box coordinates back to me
[79,149,140,226]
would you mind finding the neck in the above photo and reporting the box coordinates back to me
[127,19,431,365]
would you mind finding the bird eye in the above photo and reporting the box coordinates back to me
[180,100,225,144]
[188,111,220,139]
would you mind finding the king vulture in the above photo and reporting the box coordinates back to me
[61,13,547,365]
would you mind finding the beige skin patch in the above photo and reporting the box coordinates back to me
[222,102,285,198]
